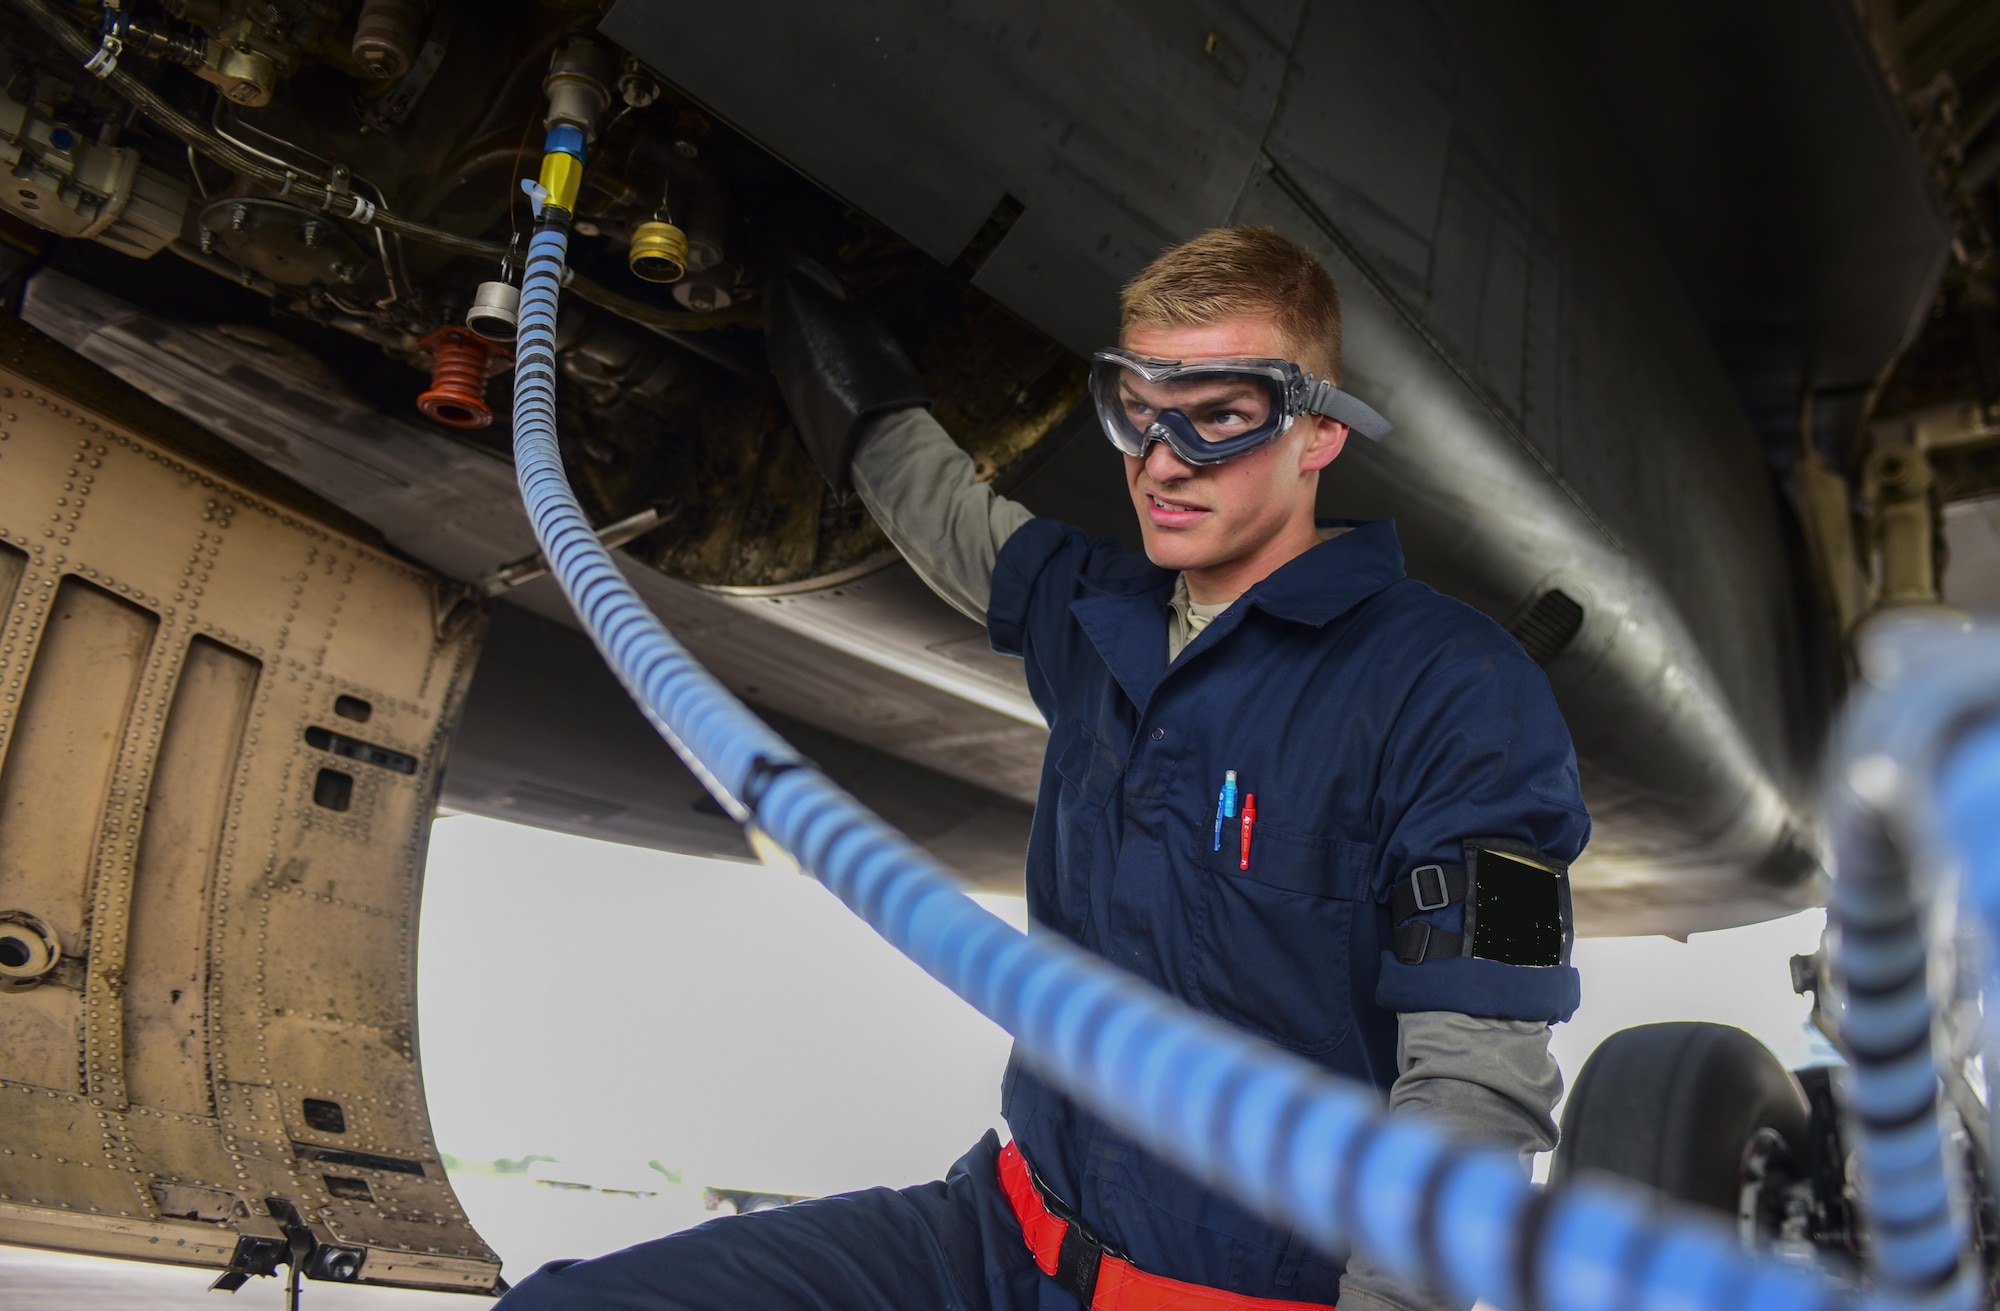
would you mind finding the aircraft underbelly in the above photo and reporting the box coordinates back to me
[603,0,1835,931]
[7,0,1941,935]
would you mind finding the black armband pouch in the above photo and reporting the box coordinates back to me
[1390,840,1573,968]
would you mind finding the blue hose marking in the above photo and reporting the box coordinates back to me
[1847,985,1936,1041]
[510,209,1908,1311]
[1854,1057,1945,1123]
[1633,1224,1738,1311]
[1434,1152,1533,1305]
[1353,1121,1448,1281]
[1542,1185,1652,1311]
[1739,1260,1842,1311]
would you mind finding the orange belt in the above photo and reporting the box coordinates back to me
[996,1141,1333,1311]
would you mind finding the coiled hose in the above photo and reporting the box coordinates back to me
[1825,622,2000,1310]
[511,136,1920,1311]
[1825,793,1973,1303]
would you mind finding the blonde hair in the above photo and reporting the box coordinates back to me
[1119,226,1343,382]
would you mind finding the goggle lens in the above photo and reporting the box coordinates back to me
[1091,355,1291,466]
[1114,374,1278,446]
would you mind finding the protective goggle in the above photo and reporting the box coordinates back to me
[1089,348,1392,466]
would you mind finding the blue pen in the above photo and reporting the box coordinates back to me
[1213,769,1238,851]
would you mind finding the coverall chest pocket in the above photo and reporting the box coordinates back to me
[1191,825,1372,1057]
[1047,721,1125,938]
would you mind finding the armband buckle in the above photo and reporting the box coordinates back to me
[1409,863,1450,912]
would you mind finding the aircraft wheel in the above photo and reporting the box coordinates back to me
[1551,1022,1810,1227]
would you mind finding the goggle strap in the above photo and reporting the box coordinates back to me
[1302,375,1335,414]
[1300,373,1392,441]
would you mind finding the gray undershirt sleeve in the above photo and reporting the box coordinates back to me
[1338,1013,1563,1311]
[849,406,1035,624]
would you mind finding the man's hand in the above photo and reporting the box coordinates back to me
[765,259,932,492]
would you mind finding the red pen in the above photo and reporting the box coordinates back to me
[1239,793,1256,871]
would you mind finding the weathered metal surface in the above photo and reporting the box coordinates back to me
[0,362,499,1292]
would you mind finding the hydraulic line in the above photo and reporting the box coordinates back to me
[1824,620,2000,1310]
[1825,795,1973,1302]
[8,0,756,334]
[7,0,500,259]
[511,126,1869,1311]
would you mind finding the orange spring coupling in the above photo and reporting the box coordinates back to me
[416,327,512,429]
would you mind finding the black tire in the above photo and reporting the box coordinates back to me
[1551,1022,1810,1216]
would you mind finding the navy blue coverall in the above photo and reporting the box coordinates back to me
[500,517,1591,1311]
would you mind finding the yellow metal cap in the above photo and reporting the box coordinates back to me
[628,220,689,283]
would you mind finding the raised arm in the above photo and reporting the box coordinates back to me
[850,408,1033,622]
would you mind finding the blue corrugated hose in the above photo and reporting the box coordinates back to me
[510,134,1880,1311]
[1826,793,1972,1299]
[1823,621,2000,1311]
[1941,717,2000,1169]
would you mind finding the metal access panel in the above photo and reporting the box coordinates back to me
[0,357,499,1293]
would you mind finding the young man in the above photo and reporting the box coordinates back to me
[501,227,1589,1311]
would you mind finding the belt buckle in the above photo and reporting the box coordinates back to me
[1018,1148,1130,1305]
[1410,863,1450,912]
[1055,1222,1105,1305]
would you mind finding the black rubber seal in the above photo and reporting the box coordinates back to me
[739,756,805,819]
